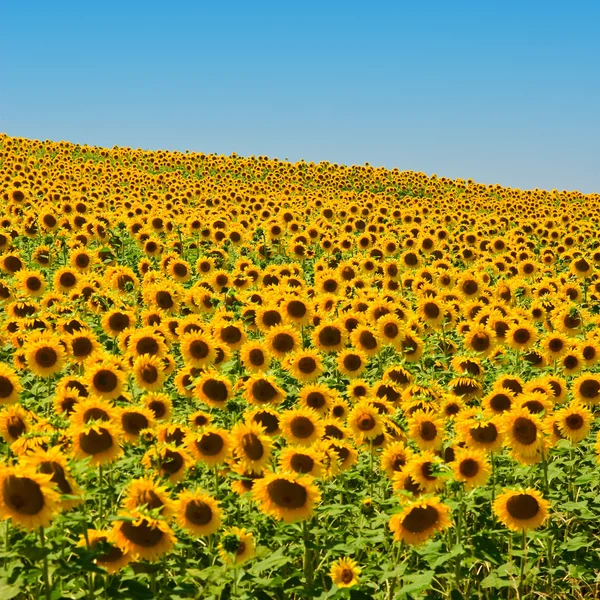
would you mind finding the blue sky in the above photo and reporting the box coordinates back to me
[2,1,598,192]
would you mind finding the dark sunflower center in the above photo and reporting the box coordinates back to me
[39,461,72,494]
[506,494,539,520]
[383,322,400,338]
[3,475,45,515]
[83,407,110,423]
[201,379,227,402]
[6,416,25,439]
[185,499,212,525]
[565,414,584,430]
[136,337,159,356]
[420,421,437,441]
[343,354,362,371]
[140,364,159,384]
[402,505,439,533]
[318,326,342,347]
[79,428,114,454]
[266,479,308,509]
[298,357,317,373]
[490,393,512,412]
[120,519,164,547]
[471,333,490,351]
[359,331,377,350]
[273,333,294,353]
[306,392,326,409]
[148,400,167,418]
[290,453,314,473]
[469,423,498,444]
[241,433,264,460]
[189,340,209,359]
[72,337,93,357]
[252,380,278,403]
[290,416,315,439]
[155,291,174,309]
[196,433,224,456]
[108,313,130,332]
[287,301,306,318]
[340,568,354,584]
[34,347,58,369]
[93,370,118,393]
[459,458,479,478]
[248,349,265,366]
[579,379,600,398]
[424,303,440,319]
[513,416,537,445]
[59,272,76,288]
[162,449,184,474]
[122,412,149,435]
[221,326,242,344]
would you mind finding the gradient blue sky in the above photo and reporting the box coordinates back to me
[2,1,599,192]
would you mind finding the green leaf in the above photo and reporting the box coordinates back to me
[563,535,591,552]
[397,570,434,595]
[481,572,511,589]
[0,580,22,600]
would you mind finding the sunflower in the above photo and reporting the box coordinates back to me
[188,410,213,430]
[405,452,447,494]
[380,441,414,479]
[132,354,167,392]
[127,327,169,359]
[312,320,346,353]
[193,370,232,409]
[0,465,61,530]
[0,405,32,444]
[518,392,553,416]
[347,401,384,441]
[252,471,321,523]
[111,512,175,561]
[245,407,281,436]
[493,488,550,531]
[15,269,47,298]
[279,446,324,477]
[401,333,425,362]
[482,388,515,415]
[553,402,592,443]
[451,448,490,490]
[265,324,301,358]
[456,412,504,453]
[281,297,313,326]
[122,477,174,519]
[329,557,361,589]
[231,422,273,474]
[283,349,323,382]
[448,376,483,401]
[572,373,600,406]
[377,314,405,349]
[85,360,126,401]
[350,325,381,357]
[25,335,66,378]
[187,427,231,466]
[336,349,368,378]
[212,320,246,351]
[83,529,131,574]
[68,332,99,364]
[119,407,156,444]
[408,411,445,451]
[297,383,334,416]
[240,341,272,372]
[179,331,216,369]
[559,347,583,376]
[501,409,548,457]
[53,267,79,293]
[242,374,285,406]
[175,490,221,536]
[142,392,173,421]
[0,364,22,405]
[540,332,570,360]
[280,408,324,446]
[69,397,118,430]
[101,309,135,337]
[72,422,123,466]
[463,325,496,356]
[218,527,256,566]
[23,446,82,509]
[388,496,451,545]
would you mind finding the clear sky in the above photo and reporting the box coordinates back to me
[2,1,599,192]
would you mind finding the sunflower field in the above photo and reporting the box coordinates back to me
[0,133,599,599]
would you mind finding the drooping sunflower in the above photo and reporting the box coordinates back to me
[380,441,414,479]
[0,465,61,530]
[72,422,123,466]
[493,488,550,531]
[231,422,273,474]
[455,412,504,453]
[245,407,281,436]
[404,451,447,494]
[388,496,451,545]
[122,476,174,519]
[83,529,131,574]
[22,446,82,509]
[175,490,221,536]
[218,527,256,566]
[0,404,32,443]
[142,444,191,483]
[111,512,176,561]
[329,557,361,589]
[279,408,324,446]
[252,471,321,523]
[119,406,156,444]
[401,333,425,362]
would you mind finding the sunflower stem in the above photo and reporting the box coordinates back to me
[39,526,51,600]
[302,520,313,587]
[519,529,527,598]
[98,464,103,521]
[540,448,549,497]
[213,466,219,495]
[454,484,464,592]
[369,439,374,499]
